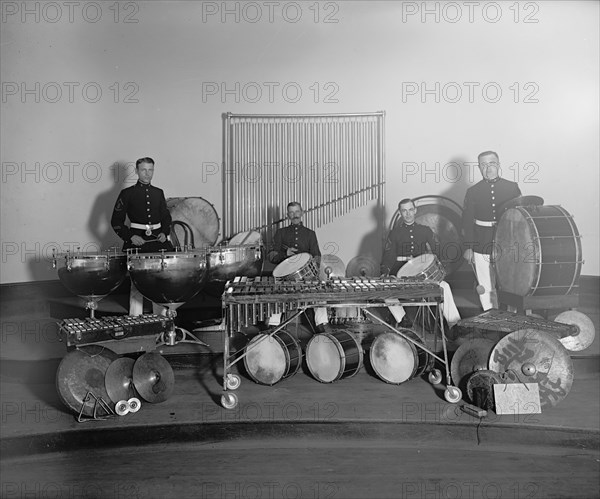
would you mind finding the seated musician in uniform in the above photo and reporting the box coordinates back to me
[268,202,329,333]
[111,157,174,316]
[380,198,461,328]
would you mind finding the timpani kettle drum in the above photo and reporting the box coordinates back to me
[127,251,209,305]
[55,251,128,299]
[494,205,583,296]
[208,245,264,282]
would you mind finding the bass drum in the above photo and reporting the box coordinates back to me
[494,205,582,296]
[167,197,220,248]
[390,196,464,276]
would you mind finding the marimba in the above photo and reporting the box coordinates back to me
[220,276,459,408]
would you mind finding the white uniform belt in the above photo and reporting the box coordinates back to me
[396,256,413,261]
[474,219,496,227]
[131,223,161,230]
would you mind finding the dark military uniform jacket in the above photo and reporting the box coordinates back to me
[462,177,521,255]
[269,223,321,264]
[111,181,173,252]
[381,221,438,276]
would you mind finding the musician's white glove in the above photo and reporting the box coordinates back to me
[463,248,474,264]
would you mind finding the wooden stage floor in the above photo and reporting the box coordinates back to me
[1,284,599,499]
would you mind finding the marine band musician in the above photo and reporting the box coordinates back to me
[268,202,329,333]
[111,157,173,316]
[381,198,461,329]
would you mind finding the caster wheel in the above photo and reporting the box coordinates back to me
[115,400,130,416]
[127,397,142,413]
[428,369,443,385]
[225,373,241,390]
[221,392,239,410]
[444,386,462,404]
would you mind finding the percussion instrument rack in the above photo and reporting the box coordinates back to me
[220,276,461,409]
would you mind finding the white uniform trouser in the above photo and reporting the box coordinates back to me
[129,282,166,316]
[473,251,496,311]
[388,281,461,328]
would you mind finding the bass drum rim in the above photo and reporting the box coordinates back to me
[305,329,363,383]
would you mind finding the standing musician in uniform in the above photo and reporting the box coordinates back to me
[381,198,461,328]
[111,157,174,316]
[268,202,329,332]
[463,150,521,310]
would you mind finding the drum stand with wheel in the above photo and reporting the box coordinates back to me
[363,301,461,404]
[221,308,306,410]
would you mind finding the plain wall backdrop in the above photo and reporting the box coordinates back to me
[1,0,598,283]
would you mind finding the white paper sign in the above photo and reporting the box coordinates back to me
[493,383,542,415]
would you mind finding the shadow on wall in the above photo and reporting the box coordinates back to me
[355,202,387,265]
[27,161,131,282]
[87,161,132,252]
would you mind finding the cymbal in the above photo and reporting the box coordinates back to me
[132,352,175,403]
[450,338,496,389]
[320,254,346,280]
[488,328,573,408]
[105,357,136,404]
[500,195,544,213]
[56,345,119,417]
[553,310,596,351]
[346,255,378,278]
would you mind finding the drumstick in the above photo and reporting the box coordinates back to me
[469,261,486,295]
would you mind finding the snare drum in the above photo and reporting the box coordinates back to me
[127,251,209,304]
[306,329,363,383]
[208,245,263,281]
[396,254,446,283]
[494,205,582,296]
[243,329,302,385]
[369,330,434,384]
[56,252,127,298]
[272,253,319,281]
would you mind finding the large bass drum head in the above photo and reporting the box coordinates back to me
[494,207,538,296]
[167,197,220,248]
[370,332,416,384]
[244,334,288,385]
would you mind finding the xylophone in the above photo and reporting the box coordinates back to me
[222,276,443,332]
[220,276,459,409]
[60,314,174,350]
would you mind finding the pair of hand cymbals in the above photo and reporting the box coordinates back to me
[105,352,174,405]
